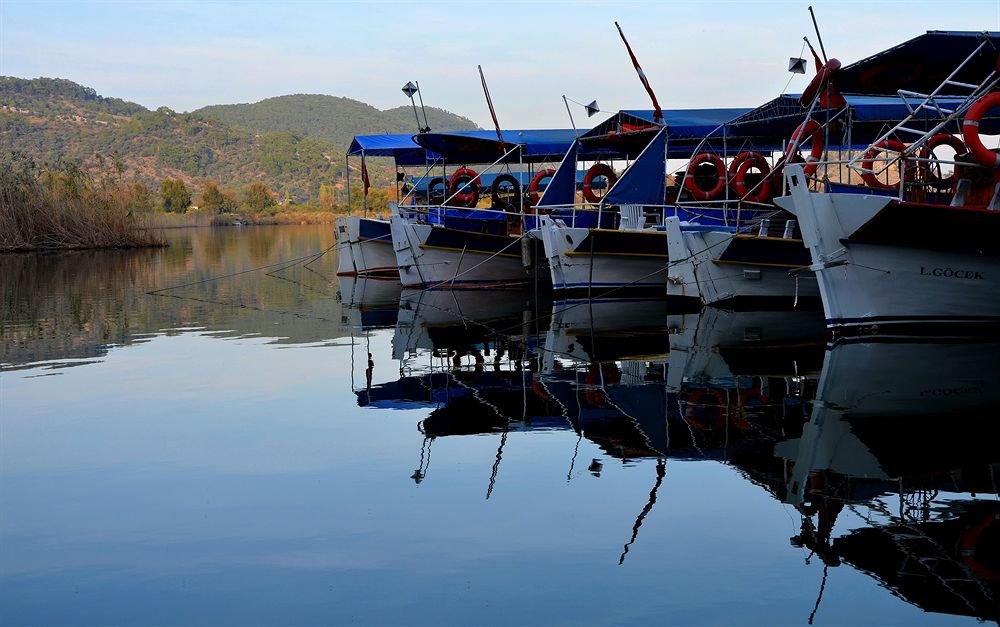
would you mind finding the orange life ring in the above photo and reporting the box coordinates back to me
[727,151,754,179]
[962,91,1000,169]
[960,512,1000,580]
[684,152,727,201]
[731,152,773,203]
[923,133,967,189]
[800,58,842,108]
[861,139,910,190]
[582,163,618,203]
[528,168,556,206]
[684,388,729,431]
[448,167,480,207]
[786,119,824,177]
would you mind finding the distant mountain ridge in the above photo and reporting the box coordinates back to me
[193,94,480,151]
[0,77,479,204]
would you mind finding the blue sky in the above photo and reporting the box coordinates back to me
[2,0,998,129]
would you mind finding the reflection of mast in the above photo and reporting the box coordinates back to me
[411,434,434,484]
[618,459,666,564]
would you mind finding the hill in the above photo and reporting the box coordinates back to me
[0,77,478,206]
[193,94,479,152]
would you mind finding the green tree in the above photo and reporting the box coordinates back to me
[160,178,191,213]
[244,182,275,213]
[199,180,225,214]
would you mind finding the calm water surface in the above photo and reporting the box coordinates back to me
[2,225,998,626]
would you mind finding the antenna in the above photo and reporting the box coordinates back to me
[401,81,431,133]
[563,96,600,133]
[478,65,506,154]
[807,6,828,64]
[415,81,431,133]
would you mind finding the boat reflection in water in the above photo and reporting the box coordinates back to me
[337,276,402,331]
[349,290,1000,622]
[775,340,1000,623]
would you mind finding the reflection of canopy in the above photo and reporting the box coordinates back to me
[835,30,1000,96]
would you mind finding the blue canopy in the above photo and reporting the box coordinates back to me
[579,107,752,159]
[835,31,1000,96]
[413,129,581,163]
[603,128,667,206]
[537,140,579,207]
[347,134,430,166]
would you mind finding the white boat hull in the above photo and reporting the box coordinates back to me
[335,216,398,277]
[389,208,531,289]
[777,165,1000,336]
[538,216,668,298]
[664,217,819,308]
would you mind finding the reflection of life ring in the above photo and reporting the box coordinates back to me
[731,152,773,202]
[800,58,842,108]
[582,163,618,203]
[960,512,1000,580]
[861,139,909,190]
[963,91,1000,169]
[923,133,967,189]
[490,173,521,212]
[684,388,728,430]
[528,168,556,206]
[684,153,727,201]
[448,167,480,207]
[786,119,824,177]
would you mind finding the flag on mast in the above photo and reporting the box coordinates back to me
[361,154,371,197]
[615,22,662,123]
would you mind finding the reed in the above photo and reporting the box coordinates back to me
[0,153,165,252]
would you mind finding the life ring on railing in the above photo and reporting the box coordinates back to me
[731,152,773,203]
[684,153,727,201]
[490,173,521,212]
[528,168,556,206]
[800,58,842,108]
[582,163,618,204]
[786,119,824,177]
[960,512,1000,580]
[923,133,967,189]
[861,139,910,190]
[727,151,754,179]
[426,176,447,203]
[448,167,480,207]
[962,91,1000,169]
[684,388,728,431]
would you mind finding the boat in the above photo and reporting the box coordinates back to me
[772,31,1000,337]
[388,129,580,289]
[337,134,431,278]
[534,108,753,299]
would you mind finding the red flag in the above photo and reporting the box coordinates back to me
[361,154,371,197]
[615,22,662,123]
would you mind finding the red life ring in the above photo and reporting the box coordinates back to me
[528,168,556,206]
[448,167,480,207]
[960,512,1000,580]
[727,151,754,179]
[684,153,727,201]
[924,133,967,189]
[786,119,824,177]
[962,91,1000,169]
[582,163,618,204]
[861,139,909,190]
[684,388,729,431]
[800,58,842,108]
[731,152,773,203]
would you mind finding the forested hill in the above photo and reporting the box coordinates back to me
[193,95,480,151]
[0,77,478,205]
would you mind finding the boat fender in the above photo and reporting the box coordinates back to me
[923,133,967,189]
[731,152,773,203]
[684,153,727,201]
[448,167,480,208]
[490,173,521,212]
[963,91,1000,169]
[861,139,909,190]
[582,163,618,204]
[800,58,843,108]
[528,168,557,206]
[786,119,824,177]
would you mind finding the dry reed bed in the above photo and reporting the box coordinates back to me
[0,154,165,252]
